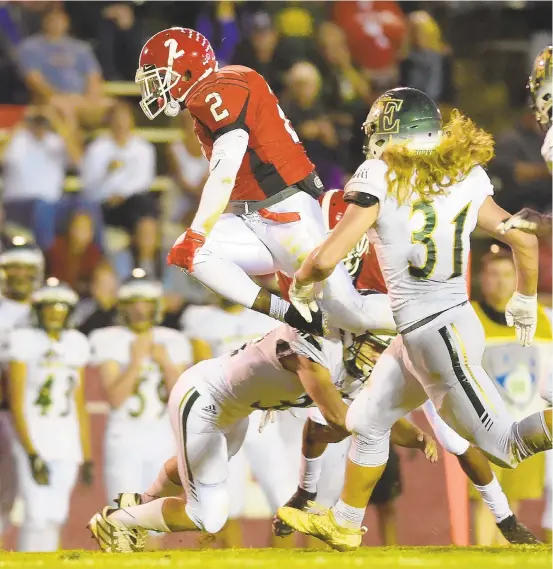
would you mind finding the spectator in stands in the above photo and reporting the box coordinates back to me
[281,61,342,188]
[231,11,297,93]
[71,262,118,336]
[95,3,145,81]
[333,1,406,83]
[46,211,103,297]
[399,11,456,105]
[312,21,371,152]
[196,1,242,67]
[491,111,551,214]
[17,7,111,128]
[2,106,83,249]
[81,100,156,234]
[167,111,209,226]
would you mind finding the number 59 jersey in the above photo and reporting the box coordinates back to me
[185,65,316,201]
[7,327,89,461]
[345,160,494,332]
[90,326,193,429]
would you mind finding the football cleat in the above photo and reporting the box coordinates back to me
[276,503,366,552]
[273,488,317,537]
[88,505,147,553]
[115,492,142,509]
[497,514,541,545]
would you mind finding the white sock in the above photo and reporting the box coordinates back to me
[269,295,288,322]
[109,498,170,532]
[331,499,365,530]
[299,455,323,493]
[141,467,183,504]
[473,474,512,523]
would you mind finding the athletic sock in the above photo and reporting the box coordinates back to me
[109,499,170,532]
[473,473,512,523]
[331,500,365,530]
[269,295,289,321]
[299,455,323,494]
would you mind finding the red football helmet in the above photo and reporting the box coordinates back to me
[136,27,217,120]
[320,189,369,277]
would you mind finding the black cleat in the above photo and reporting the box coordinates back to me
[497,514,541,544]
[273,487,317,537]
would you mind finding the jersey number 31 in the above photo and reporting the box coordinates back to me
[409,201,471,280]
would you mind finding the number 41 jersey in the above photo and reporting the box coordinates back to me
[7,327,89,461]
[345,160,493,332]
[185,65,316,201]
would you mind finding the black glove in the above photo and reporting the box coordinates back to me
[284,304,328,336]
[28,454,50,485]
[81,461,94,486]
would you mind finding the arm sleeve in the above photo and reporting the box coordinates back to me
[89,330,119,365]
[78,43,101,76]
[18,40,42,74]
[6,330,32,362]
[190,129,249,234]
[286,331,329,369]
[344,159,389,206]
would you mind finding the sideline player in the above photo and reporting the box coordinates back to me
[499,46,552,238]
[90,271,192,507]
[278,189,539,545]
[278,87,552,551]
[7,280,91,551]
[87,321,437,552]
[135,27,395,337]
[0,240,44,542]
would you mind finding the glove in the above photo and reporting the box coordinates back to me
[167,229,206,273]
[497,208,546,236]
[288,276,320,324]
[505,292,538,347]
[28,454,50,486]
[81,461,94,486]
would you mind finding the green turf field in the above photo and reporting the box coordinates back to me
[0,547,551,569]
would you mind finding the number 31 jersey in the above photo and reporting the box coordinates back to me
[345,160,493,332]
[7,327,89,461]
[90,326,192,429]
[185,65,315,201]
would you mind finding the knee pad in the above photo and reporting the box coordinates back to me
[186,482,229,534]
[348,432,390,468]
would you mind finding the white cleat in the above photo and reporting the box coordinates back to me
[88,505,147,553]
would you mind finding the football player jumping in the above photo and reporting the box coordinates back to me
[135,27,395,337]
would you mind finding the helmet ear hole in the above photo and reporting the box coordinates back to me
[183,70,192,82]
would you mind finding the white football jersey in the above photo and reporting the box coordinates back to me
[202,324,364,425]
[345,160,493,331]
[90,326,193,426]
[7,327,89,461]
[542,125,553,169]
[182,305,279,357]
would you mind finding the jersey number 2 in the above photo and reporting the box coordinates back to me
[409,201,471,279]
[205,92,230,122]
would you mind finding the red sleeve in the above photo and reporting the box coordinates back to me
[188,80,251,139]
[356,244,387,293]
[277,272,292,302]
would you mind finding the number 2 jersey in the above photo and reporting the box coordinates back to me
[89,326,192,432]
[195,323,365,426]
[185,65,317,201]
[7,327,89,462]
[345,160,493,332]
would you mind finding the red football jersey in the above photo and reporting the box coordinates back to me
[185,65,315,201]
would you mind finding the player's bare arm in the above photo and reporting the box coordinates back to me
[390,418,438,463]
[75,368,93,485]
[8,361,50,485]
[477,196,539,346]
[280,353,349,431]
[152,343,186,392]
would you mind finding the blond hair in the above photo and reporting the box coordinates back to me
[381,110,495,204]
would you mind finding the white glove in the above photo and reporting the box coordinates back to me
[289,277,319,323]
[505,292,538,347]
[497,208,541,235]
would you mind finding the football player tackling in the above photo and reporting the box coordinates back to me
[135,28,394,337]
[277,87,553,551]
